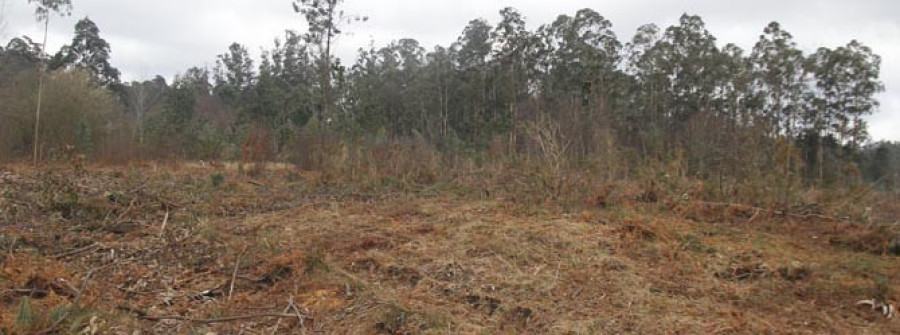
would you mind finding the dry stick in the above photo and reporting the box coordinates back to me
[113,198,137,223]
[693,201,843,222]
[7,236,18,257]
[51,242,101,259]
[289,300,308,335]
[269,302,293,335]
[137,313,298,324]
[229,247,248,299]
[3,289,49,296]
[158,210,169,238]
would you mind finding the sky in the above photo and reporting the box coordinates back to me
[1,0,898,141]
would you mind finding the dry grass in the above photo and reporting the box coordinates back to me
[0,164,898,334]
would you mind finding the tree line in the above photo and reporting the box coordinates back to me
[0,0,897,193]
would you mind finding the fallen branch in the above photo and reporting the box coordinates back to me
[112,198,137,223]
[138,313,299,324]
[229,247,248,299]
[3,288,49,296]
[158,210,170,238]
[51,242,101,259]
[692,201,844,222]
[289,300,307,334]
[857,299,896,319]
[270,302,293,335]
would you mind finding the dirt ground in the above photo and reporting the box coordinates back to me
[1,164,899,334]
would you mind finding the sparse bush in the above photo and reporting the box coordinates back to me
[210,171,225,188]
[15,297,34,332]
[304,249,329,275]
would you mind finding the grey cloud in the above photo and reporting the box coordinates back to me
[2,0,897,141]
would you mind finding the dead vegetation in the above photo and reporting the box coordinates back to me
[0,163,898,334]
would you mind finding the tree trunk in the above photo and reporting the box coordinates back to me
[33,16,50,166]
[319,19,333,171]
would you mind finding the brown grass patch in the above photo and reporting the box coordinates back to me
[0,165,898,333]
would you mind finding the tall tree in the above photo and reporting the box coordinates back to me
[453,18,493,144]
[492,7,535,154]
[624,24,665,156]
[213,42,254,105]
[806,40,883,183]
[539,9,621,157]
[1,36,42,66]
[292,0,365,168]
[50,17,121,87]
[750,23,807,147]
[125,76,166,147]
[272,30,315,133]
[26,0,72,165]
[422,46,455,141]
[749,22,809,192]
[660,15,719,131]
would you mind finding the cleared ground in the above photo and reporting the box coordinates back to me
[0,164,898,334]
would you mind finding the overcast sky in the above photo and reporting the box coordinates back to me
[2,0,898,141]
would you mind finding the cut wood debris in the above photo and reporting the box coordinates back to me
[0,165,898,333]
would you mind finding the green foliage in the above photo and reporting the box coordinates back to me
[50,17,121,86]
[210,171,225,188]
[304,248,329,275]
[75,117,93,155]
[860,141,900,192]
[0,6,887,196]
[26,0,72,21]
[0,67,117,161]
[15,297,34,331]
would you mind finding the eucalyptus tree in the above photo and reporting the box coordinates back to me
[750,22,809,186]
[1,36,42,67]
[750,22,807,145]
[278,30,315,129]
[238,46,309,156]
[656,14,722,173]
[452,18,493,145]
[147,67,211,157]
[623,24,666,155]
[292,0,365,168]
[808,41,882,146]
[214,43,255,106]
[26,0,72,165]
[126,76,166,147]
[491,7,535,153]
[538,9,621,157]
[806,40,883,182]
[540,9,620,104]
[384,38,426,136]
[253,35,318,152]
[346,45,386,135]
[422,46,455,141]
[715,43,761,176]
[250,50,282,125]
[345,38,426,138]
[373,43,405,136]
[660,15,719,127]
[50,17,120,87]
